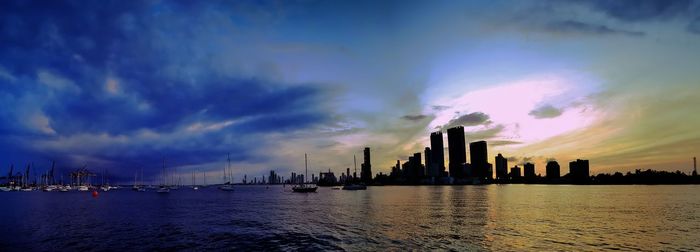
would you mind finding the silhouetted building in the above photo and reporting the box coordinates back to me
[425,147,437,177]
[569,159,590,182]
[269,171,280,184]
[447,126,466,179]
[546,161,560,179]
[361,147,372,184]
[694,157,697,177]
[390,160,401,178]
[413,152,424,178]
[510,166,521,178]
[524,162,535,179]
[318,169,338,186]
[469,141,489,180]
[430,131,446,177]
[495,154,508,180]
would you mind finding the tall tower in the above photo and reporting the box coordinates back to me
[424,147,434,177]
[495,154,508,180]
[430,131,446,177]
[447,126,466,179]
[361,147,372,184]
[693,157,697,176]
[469,141,489,180]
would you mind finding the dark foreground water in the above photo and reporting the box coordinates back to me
[1,185,699,251]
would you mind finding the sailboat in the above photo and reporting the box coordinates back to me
[157,159,170,193]
[343,155,367,190]
[219,153,234,191]
[292,153,318,193]
[192,170,199,190]
[101,169,111,192]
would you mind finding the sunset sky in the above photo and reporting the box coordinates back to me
[1,0,699,182]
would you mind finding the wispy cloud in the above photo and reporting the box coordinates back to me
[544,20,645,37]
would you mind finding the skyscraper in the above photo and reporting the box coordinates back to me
[524,162,535,179]
[425,147,435,177]
[430,131,446,177]
[495,153,508,180]
[361,147,372,184]
[469,141,489,180]
[413,152,424,178]
[447,126,466,179]
[546,161,560,179]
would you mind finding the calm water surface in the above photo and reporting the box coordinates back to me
[1,185,699,251]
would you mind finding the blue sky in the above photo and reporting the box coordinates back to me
[2,0,700,183]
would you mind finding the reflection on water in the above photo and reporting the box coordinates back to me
[1,185,699,251]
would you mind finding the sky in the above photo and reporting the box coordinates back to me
[1,0,700,183]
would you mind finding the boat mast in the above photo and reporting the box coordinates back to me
[162,158,166,186]
[354,154,357,180]
[305,153,308,184]
[227,153,231,183]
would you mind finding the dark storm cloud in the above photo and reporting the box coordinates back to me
[529,104,564,119]
[545,20,645,37]
[442,112,490,129]
[0,0,334,178]
[400,114,428,122]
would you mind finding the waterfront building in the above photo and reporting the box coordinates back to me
[569,159,590,182]
[510,166,522,178]
[495,154,508,180]
[361,147,372,184]
[447,126,466,179]
[546,161,560,179]
[524,163,536,179]
[430,131,446,177]
[469,141,490,180]
[425,147,436,177]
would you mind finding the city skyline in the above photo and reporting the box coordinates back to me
[2,1,700,182]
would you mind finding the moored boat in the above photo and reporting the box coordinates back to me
[292,154,318,193]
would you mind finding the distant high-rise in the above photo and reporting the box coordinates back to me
[569,159,590,182]
[447,126,466,179]
[546,161,560,179]
[430,131,446,177]
[413,152,424,178]
[469,141,489,180]
[524,163,535,179]
[361,147,372,184]
[510,166,521,178]
[495,154,508,180]
[693,157,697,176]
[425,147,435,177]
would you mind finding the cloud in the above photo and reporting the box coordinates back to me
[545,20,645,37]
[401,114,428,121]
[0,0,339,181]
[490,140,523,146]
[0,67,17,82]
[688,16,700,34]
[431,105,450,111]
[442,112,490,129]
[465,124,505,141]
[529,104,564,119]
[568,0,693,22]
[37,70,81,94]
